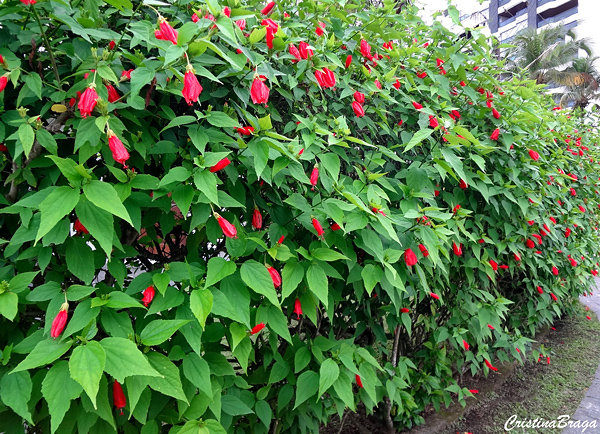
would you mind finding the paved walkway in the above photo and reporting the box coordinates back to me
[562,277,600,433]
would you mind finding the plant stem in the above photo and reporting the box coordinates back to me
[31,5,61,88]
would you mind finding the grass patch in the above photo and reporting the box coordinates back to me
[445,304,600,434]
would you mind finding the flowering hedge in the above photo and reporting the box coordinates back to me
[1,0,599,433]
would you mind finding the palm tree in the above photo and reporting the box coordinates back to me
[553,55,600,110]
[506,25,592,85]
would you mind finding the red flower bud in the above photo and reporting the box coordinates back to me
[252,208,263,230]
[489,260,498,271]
[412,101,423,110]
[78,85,98,118]
[251,77,270,105]
[289,44,302,62]
[393,79,401,89]
[484,359,498,371]
[587,315,592,320]
[354,91,365,103]
[514,253,521,261]
[107,129,130,167]
[235,19,246,30]
[312,218,324,237]
[499,265,509,269]
[352,101,365,117]
[74,218,89,235]
[579,205,586,213]
[355,374,363,388]
[400,308,410,313]
[215,213,237,238]
[418,244,429,257]
[428,115,439,128]
[223,7,231,17]
[267,265,281,288]
[469,389,479,394]
[453,242,462,256]
[417,71,427,78]
[430,292,440,300]
[492,108,501,119]
[261,1,276,15]
[360,39,372,60]
[490,128,500,141]
[183,65,203,105]
[459,179,468,189]
[552,266,559,275]
[251,323,265,335]
[463,340,469,351]
[315,21,326,36]
[113,380,126,415]
[277,236,285,244]
[460,81,466,86]
[106,84,120,103]
[488,324,495,330]
[210,157,231,173]
[547,356,551,365]
[537,286,543,294]
[108,40,116,50]
[141,286,155,307]
[404,248,418,267]
[310,165,319,187]
[331,222,341,231]
[294,298,303,319]
[191,13,199,23]
[50,303,69,339]
[374,79,382,89]
[528,149,540,161]
[157,17,178,45]
[452,204,461,214]
[526,239,535,249]
[298,41,313,59]
[550,292,558,301]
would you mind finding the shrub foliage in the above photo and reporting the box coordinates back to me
[0,0,599,433]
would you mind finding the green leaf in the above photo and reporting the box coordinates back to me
[41,361,83,434]
[249,27,266,44]
[319,153,340,182]
[36,186,80,242]
[69,341,106,409]
[221,394,253,416]
[83,180,133,225]
[190,289,213,329]
[182,353,212,397]
[65,237,95,285]
[62,299,100,338]
[281,260,305,300]
[145,352,188,403]
[160,166,192,187]
[0,292,18,321]
[293,371,319,409]
[206,111,239,128]
[76,197,114,258]
[152,272,170,295]
[105,291,145,309]
[194,170,219,205]
[0,371,33,424]
[99,337,162,383]
[160,115,197,133]
[205,420,228,434]
[74,117,102,152]
[140,319,190,346]
[205,257,236,288]
[130,67,155,99]
[103,0,132,11]
[362,264,383,295]
[295,347,311,373]
[240,260,280,307]
[229,322,247,352]
[311,248,348,262]
[306,264,329,308]
[332,371,355,411]
[25,73,42,99]
[11,338,73,373]
[36,129,58,154]
[267,305,292,344]
[403,129,434,152]
[18,123,35,157]
[258,114,272,130]
[318,359,340,399]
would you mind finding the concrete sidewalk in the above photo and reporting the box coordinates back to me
[562,277,600,434]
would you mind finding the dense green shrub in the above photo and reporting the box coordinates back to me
[0,0,599,433]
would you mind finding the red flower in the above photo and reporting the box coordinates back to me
[452,204,460,214]
[215,213,237,238]
[345,55,352,69]
[404,248,418,267]
[565,228,571,237]
[191,13,199,23]
[430,292,440,300]
[106,84,120,103]
[251,323,266,335]
[579,205,586,213]
[289,44,302,62]
[487,324,495,330]
[490,260,498,271]
[20,0,37,4]
[552,266,559,275]
[428,115,439,128]
[469,389,479,394]
[355,374,363,388]
[252,208,263,230]
[78,85,98,118]
[550,217,556,224]
[74,219,89,235]
[107,129,130,167]
[210,157,231,172]
[277,236,285,244]
[182,66,202,106]
[418,244,429,257]
[412,101,423,110]
[50,303,69,339]
[537,286,543,294]
[315,68,336,88]
[514,253,521,261]
[490,128,500,140]
[492,108,501,119]
[374,79,382,89]
[267,265,281,288]
[499,265,509,269]
[528,149,540,161]
[400,308,410,313]
[526,239,535,249]
[532,234,542,245]
[360,39,372,60]
[298,41,313,59]
[352,101,365,117]
[251,77,270,105]
[417,71,427,78]
[484,359,498,371]
[121,69,133,80]
[459,179,468,189]
[354,92,365,103]
[393,79,401,89]
[315,21,326,36]
[312,218,324,237]
[310,165,319,187]
[157,17,178,45]
[550,292,557,301]
[113,380,127,415]
[235,126,255,136]
[331,222,341,231]
[235,19,246,30]
[141,286,155,307]
[587,315,592,320]
[294,298,303,319]
[108,40,116,50]
[223,6,231,17]
[453,242,462,256]
[261,1,276,15]
[436,58,444,67]
[266,26,274,49]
